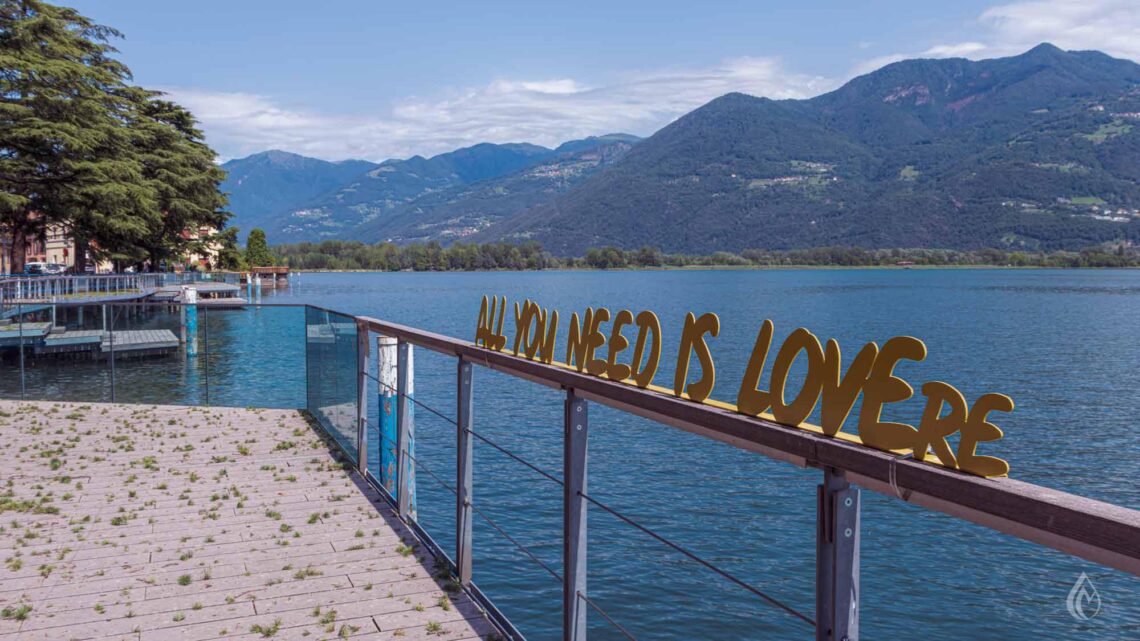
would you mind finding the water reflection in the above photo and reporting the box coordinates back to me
[0,303,305,408]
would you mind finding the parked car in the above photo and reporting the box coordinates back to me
[23,262,67,276]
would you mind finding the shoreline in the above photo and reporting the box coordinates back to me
[283,264,1140,273]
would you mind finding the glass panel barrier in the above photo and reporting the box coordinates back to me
[0,302,312,408]
[0,302,26,399]
[109,302,206,406]
[203,304,305,408]
[14,302,112,403]
[305,306,359,462]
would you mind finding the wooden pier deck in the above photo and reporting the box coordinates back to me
[0,327,180,358]
[102,330,180,356]
[0,401,496,641]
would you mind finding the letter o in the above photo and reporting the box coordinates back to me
[769,328,825,426]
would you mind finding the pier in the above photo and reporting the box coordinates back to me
[0,271,273,308]
[0,274,165,305]
[249,266,291,288]
[152,283,247,308]
[0,400,492,640]
[0,319,180,361]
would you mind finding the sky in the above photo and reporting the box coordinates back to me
[74,0,1140,162]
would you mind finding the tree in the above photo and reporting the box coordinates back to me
[214,226,246,271]
[0,0,148,272]
[123,91,228,270]
[245,228,275,267]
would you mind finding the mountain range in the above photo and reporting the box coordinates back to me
[222,44,1140,254]
[222,135,639,243]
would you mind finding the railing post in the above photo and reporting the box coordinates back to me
[456,358,474,586]
[396,340,417,521]
[563,391,588,641]
[355,320,371,475]
[816,467,860,641]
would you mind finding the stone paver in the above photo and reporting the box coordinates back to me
[0,401,496,641]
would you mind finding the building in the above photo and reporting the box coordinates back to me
[2,221,109,275]
[2,218,225,275]
[180,226,223,271]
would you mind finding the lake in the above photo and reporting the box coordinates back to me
[4,268,1140,640]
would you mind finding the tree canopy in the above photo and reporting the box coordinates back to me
[245,228,276,267]
[272,239,1140,271]
[0,0,228,272]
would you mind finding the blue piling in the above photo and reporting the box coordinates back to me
[184,286,198,357]
[378,336,400,494]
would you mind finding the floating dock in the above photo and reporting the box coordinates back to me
[152,283,247,308]
[0,322,179,359]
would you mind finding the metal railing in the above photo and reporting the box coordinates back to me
[160,271,244,286]
[3,301,1138,641]
[329,315,1140,641]
[0,273,165,304]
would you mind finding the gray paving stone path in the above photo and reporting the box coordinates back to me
[0,401,497,641]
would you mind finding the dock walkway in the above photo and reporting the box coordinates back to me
[0,401,494,641]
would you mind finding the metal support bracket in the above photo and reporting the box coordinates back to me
[563,391,588,641]
[355,320,371,475]
[817,467,860,641]
[396,340,414,521]
[456,358,474,586]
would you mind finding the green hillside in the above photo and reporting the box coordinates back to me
[263,142,554,242]
[220,151,377,238]
[478,44,1140,254]
[351,137,637,243]
[232,136,639,243]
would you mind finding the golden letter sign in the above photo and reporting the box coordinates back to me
[475,295,1013,477]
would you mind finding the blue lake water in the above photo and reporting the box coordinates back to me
[3,268,1139,640]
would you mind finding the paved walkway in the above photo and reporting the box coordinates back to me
[0,401,496,641]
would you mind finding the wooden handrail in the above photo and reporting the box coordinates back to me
[355,316,1140,576]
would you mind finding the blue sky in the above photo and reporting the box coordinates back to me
[76,0,1140,161]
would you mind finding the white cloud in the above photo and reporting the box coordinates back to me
[167,57,831,163]
[848,42,988,77]
[849,0,1140,77]
[921,42,989,58]
[979,0,1140,59]
[177,0,1140,163]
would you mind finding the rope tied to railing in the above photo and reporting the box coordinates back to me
[889,451,915,501]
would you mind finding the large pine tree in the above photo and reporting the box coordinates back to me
[120,89,228,270]
[0,0,228,273]
[0,0,143,271]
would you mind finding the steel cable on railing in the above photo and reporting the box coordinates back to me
[578,592,640,641]
[366,419,456,497]
[370,374,565,487]
[365,418,562,583]
[577,490,815,627]
[369,374,459,427]
[465,428,564,486]
[469,500,562,582]
[362,370,810,628]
